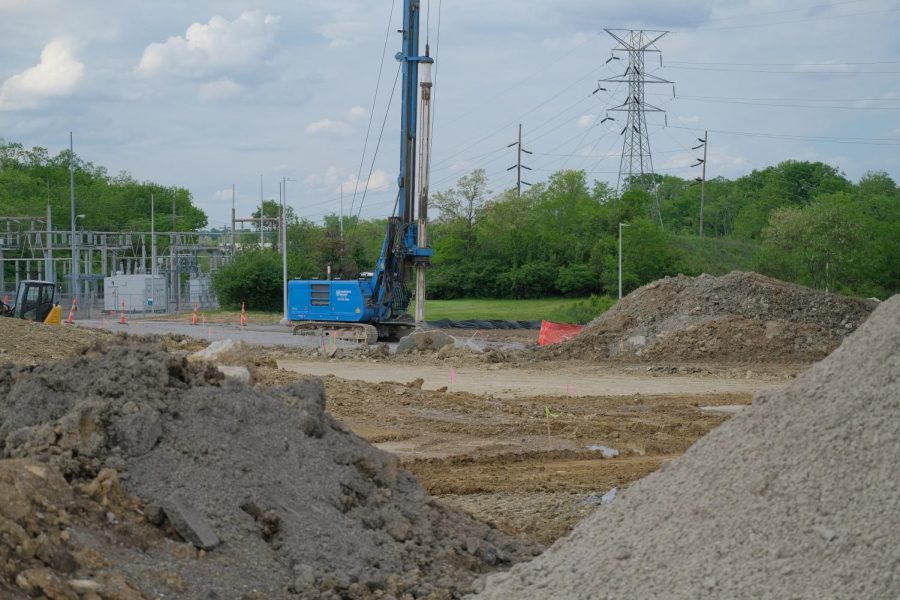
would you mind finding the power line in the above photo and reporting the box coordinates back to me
[666,65,900,74]
[670,59,900,66]
[680,94,900,103]
[692,6,898,32]
[678,97,900,111]
[669,125,900,146]
[349,0,397,221]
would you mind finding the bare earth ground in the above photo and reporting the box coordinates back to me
[1,319,787,546]
[258,361,777,545]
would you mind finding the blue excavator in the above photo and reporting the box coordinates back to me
[288,0,434,344]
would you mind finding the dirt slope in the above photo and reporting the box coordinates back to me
[475,294,900,599]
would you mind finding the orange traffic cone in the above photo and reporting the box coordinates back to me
[240,302,247,327]
[191,304,199,326]
[65,298,77,325]
[119,300,127,325]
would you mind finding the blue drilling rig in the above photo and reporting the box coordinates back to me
[288,0,434,343]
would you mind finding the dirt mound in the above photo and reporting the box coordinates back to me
[0,319,112,364]
[474,294,900,599]
[548,272,876,363]
[0,339,532,598]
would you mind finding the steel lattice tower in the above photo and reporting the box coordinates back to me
[600,29,672,194]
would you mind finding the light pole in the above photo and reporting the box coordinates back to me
[69,132,77,302]
[74,214,86,298]
[280,177,295,326]
[618,222,630,300]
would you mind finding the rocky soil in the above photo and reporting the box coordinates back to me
[0,339,534,599]
[475,294,900,599]
[546,271,876,363]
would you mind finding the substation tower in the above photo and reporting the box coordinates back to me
[599,29,673,195]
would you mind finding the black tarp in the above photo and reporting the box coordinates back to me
[425,319,542,330]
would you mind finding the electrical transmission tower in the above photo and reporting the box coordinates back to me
[600,29,673,194]
[507,123,532,197]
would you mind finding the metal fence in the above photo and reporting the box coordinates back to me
[3,285,218,320]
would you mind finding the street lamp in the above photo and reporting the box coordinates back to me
[280,177,296,326]
[618,222,630,300]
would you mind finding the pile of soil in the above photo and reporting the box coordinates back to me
[548,272,876,363]
[475,294,900,599]
[0,319,112,364]
[0,340,532,599]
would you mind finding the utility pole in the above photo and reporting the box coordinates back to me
[280,177,294,325]
[259,175,264,248]
[69,132,77,303]
[231,184,236,257]
[600,30,672,194]
[506,123,532,197]
[692,132,708,236]
[172,197,178,311]
[618,222,630,300]
[45,178,53,284]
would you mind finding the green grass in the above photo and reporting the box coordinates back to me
[178,297,612,326]
[415,296,613,324]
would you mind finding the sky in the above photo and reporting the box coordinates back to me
[0,0,898,228]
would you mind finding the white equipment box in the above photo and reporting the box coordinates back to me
[103,274,168,312]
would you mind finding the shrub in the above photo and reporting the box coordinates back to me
[558,294,616,324]
[556,263,600,295]
[212,251,283,311]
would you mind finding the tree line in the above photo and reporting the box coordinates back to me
[0,141,206,235]
[3,140,896,306]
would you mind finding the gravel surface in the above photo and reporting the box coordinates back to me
[474,294,900,599]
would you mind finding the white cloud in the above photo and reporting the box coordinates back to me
[305,118,354,136]
[339,169,391,193]
[0,38,84,110]
[305,107,367,136]
[576,114,596,128]
[541,31,592,51]
[305,165,345,188]
[137,11,279,79]
[212,188,237,202]
[198,78,243,102]
[347,106,368,121]
[316,20,371,48]
[677,115,701,124]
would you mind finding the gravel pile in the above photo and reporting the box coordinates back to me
[0,339,531,599]
[474,294,900,599]
[548,271,876,363]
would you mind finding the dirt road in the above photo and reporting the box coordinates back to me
[277,359,778,398]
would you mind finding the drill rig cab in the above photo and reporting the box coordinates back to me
[0,280,56,322]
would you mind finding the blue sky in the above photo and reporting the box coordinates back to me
[0,0,898,228]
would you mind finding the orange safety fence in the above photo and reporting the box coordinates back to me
[538,320,584,346]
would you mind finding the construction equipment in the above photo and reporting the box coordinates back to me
[288,0,434,343]
[0,280,56,322]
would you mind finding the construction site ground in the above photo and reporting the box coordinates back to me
[1,319,793,547]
